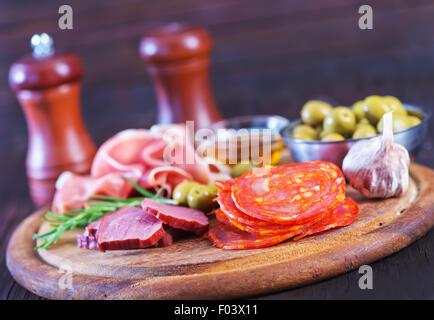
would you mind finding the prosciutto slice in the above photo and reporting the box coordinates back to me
[53,125,230,213]
[53,171,140,213]
[142,198,209,236]
[97,206,164,252]
[91,129,159,178]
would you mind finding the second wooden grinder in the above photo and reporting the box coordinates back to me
[140,23,222,129]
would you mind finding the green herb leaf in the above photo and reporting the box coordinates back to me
[121,176,155,198]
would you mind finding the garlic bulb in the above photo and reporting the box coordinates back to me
[342,112,410,198]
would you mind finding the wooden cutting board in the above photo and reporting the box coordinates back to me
[6,163,434,300]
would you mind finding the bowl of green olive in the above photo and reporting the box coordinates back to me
[280,96,430,167]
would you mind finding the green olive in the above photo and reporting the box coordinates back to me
[172,181,200,206]
[314,124,323,136]
[377,113,410,132]
[291,124,317,140]
[383,96,407,116]
[407,115,421,127]
[322,106,356,136]
[352,124,377,139]
[355,118,371,129]
[187,185,217,212]
[319,130,328,139]
[231,162,260,178]
[352,100,365,122]
[321,133,345,141]
[363,95,392,125]
[207,181,218,194]
[300,100,333,126]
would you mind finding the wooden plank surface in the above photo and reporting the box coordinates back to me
[5,164,434,299]
[1,0,434,299]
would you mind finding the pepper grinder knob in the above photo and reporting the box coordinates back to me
[31,33,54,58]
[140,23,223,129]
[9,33,96,207]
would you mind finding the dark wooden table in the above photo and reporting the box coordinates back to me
[1,0,434,299]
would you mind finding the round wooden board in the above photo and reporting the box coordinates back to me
[6,163,434,300]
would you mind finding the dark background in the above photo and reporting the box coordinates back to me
[1,0,433,299]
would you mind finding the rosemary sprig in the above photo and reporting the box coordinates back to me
[121,176,155,198]
[120,176,177,205]
[33,177,178,250]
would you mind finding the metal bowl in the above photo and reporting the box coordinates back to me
[280,104,430,167]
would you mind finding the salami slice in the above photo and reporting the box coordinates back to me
[217,190,274,228]
[217,191,327,236]
[210,198,357,249]
[214,179,235,191]
[219,212,304,236]
[215,208,233,226]
[231,161,346,224]
[294,197,359,240]
[206,223,299,250]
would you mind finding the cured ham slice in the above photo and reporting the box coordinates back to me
[91,129,160,178]
[142,198,209,236]
[156,226,190,247]
[77,220,101,250]
[143,166,193,197]
[53,171,140,213]
[53,125,230,214]
[92,126,211,184]
[97,206,164,252]
[77,234,98,250]
[151,124,212,184]
[85,219,101,236]
[77,214,191,250]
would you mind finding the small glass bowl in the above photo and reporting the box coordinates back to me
[208,115,290,165]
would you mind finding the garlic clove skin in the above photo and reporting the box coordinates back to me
[342,112,410,199]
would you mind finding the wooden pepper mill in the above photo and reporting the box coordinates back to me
[9,33,96,206]
[140,23,222,128]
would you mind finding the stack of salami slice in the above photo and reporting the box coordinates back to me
[207,161,359,249]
